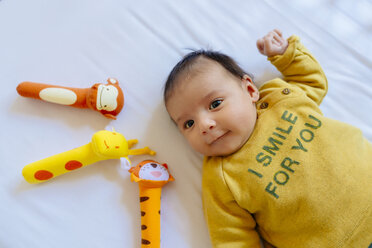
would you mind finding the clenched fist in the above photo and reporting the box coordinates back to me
[256,29,288,57]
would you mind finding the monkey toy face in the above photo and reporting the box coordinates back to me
[88,78,124,119]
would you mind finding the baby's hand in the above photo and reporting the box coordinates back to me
[256,29,288,57]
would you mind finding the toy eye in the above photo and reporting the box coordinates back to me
[184,120,194,129]
[210,99,223,110]
[151,163,158,168]
[104,105,107,107]
[106,88,109,91]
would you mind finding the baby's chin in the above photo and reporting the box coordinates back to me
[202,142,245,157]
[202,134,251,157]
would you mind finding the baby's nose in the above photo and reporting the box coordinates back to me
[201,119,216,134]
[202,125,214,134]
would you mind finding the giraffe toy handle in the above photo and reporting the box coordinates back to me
[129,160,174,248]
[16,78,124,119]
[22,130,156,184]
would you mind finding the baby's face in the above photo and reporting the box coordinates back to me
[166,59,259,156]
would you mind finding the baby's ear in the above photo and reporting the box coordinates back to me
[242,75,259,102]
[242,74,252,83]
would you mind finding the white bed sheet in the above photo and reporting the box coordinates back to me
[1,0,371,247]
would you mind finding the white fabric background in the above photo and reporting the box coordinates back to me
[1,0,371,247]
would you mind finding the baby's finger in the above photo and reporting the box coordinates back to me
[273,33,283,45]
[264,37,272,51]
[273,29,283,37]
[264,32,274,41]
[256,39,265,54]
[272,38,281,46]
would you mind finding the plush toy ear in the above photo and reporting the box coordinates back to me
[107,78,118,84]
[104,113,117,120]
[128,166,135,173]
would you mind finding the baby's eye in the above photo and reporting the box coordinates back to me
[209,99,223,110]
[184,120,194,129]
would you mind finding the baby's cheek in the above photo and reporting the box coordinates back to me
[187,136,199,149]
[188,136,205,153]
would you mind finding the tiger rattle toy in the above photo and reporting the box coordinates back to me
[129,160,174,248]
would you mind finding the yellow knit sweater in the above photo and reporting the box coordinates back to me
[202,36,372,248]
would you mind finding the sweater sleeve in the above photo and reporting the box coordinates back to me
[268,35,328,105]
[202,158,262,248]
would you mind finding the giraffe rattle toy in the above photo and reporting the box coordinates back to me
[22,130,156,184]
[129,160,174,248]
[16,78,124,119]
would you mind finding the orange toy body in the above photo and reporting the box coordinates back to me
[16,78,124,119]
[129,160,174,248]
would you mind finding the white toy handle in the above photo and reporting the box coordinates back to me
[120,157,131,170]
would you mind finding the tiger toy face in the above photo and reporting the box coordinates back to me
[129,160,170,181]
[139,162,170,181]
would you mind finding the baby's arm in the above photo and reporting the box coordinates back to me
[257,30,328,105]
[203,191,262,247]
[203,172,263,247]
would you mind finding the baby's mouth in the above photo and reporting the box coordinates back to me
[209,131,230,145]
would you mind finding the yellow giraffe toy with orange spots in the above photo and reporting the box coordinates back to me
[22,130,156,184]
[129,160,174,248]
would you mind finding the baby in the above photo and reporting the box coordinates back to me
[164,30,372,247]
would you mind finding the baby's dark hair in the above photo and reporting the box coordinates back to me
[163,49,253,103]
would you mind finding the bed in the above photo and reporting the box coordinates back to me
[1,0,371,247]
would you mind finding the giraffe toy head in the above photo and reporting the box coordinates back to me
[129,160,174,188]
[87,78,124,119]
[91,130,129,159]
